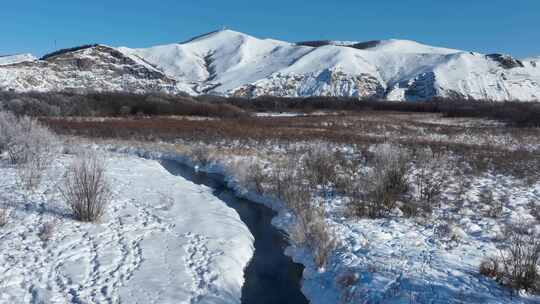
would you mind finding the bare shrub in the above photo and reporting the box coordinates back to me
[480,257,501,279]
[242,161,266,194]
[336,270,359,288]
[280,178,326,263]
[269,155,337,268]
[190,144,211,167]
[302,143,338,193]
[351,143,410,218]
[453,177,470,212]
[38,221,55,243]
[434,215,461,243]
[17,159,46,190]
[336,270,359,303]
[295,201,337,269]
[480,226,540,293]
[0,111,18,153]
[61,152,111,222]
[398,149,451,217]
[479,190,504,218]
[310,208,337,269]
[226,158,268,195]
[411,148,449,215]
[269,156,299,202]
[281,172,311,212]
[528,200,540,222]
[289,220,308,245]
[0,208,9,227]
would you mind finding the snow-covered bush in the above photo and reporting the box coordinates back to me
[263,153,337,268]
[18,159,46,190]
[0,112,57,164]
[0,208,8,227]
[0,111,58,189]
[414,149,447,204]
[480,190,504,218]
[226,158,268,195]
[480,227,540,294]
[0,111,18,153]
[38,221,55,243]
[291,200,336,269]
[529,200,540,222]
[189,144,212,167]
[61,151,111,222]
[302,143,338,192]
[307,205,337,269]
[351,143,410,218]
[269,156,298,201]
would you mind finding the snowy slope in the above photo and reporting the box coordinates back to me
[0,54,36,66]
[1,30,539,101]
[0,153,253,303]
[119,30,313,94]
[428,53,540,101]
[524,56,540,68]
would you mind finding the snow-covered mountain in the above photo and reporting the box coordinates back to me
[0,53,36,66]
[1,30,539,101]
[0,45,191,94]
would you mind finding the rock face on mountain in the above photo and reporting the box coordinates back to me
[1,30,539,101]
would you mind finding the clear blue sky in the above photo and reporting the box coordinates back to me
[1,0,539,58]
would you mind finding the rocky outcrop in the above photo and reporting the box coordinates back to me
[0,45,187,94]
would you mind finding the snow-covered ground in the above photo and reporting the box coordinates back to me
[0,153,253,303]
[2,133,539,304]
[302,173,540,303]
[107,139,540,304]
[214,156,540,303]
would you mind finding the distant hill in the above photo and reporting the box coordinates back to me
[1,30,539,101]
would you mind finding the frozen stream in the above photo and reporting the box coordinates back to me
[160,159,309,304]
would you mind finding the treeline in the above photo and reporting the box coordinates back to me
[185,95,540,127]
[0,91,539,127]
[40,44,99,60]
[0,91,246,118]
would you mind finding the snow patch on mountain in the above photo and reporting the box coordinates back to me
[0,54,36,66]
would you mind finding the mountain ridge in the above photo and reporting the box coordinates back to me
[1,29,539,101]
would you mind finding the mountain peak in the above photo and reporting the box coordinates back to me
[180,29,257,44]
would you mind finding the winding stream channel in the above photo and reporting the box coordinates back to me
[160,159,309,304]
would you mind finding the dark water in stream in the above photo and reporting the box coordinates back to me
[160,159,309,304]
